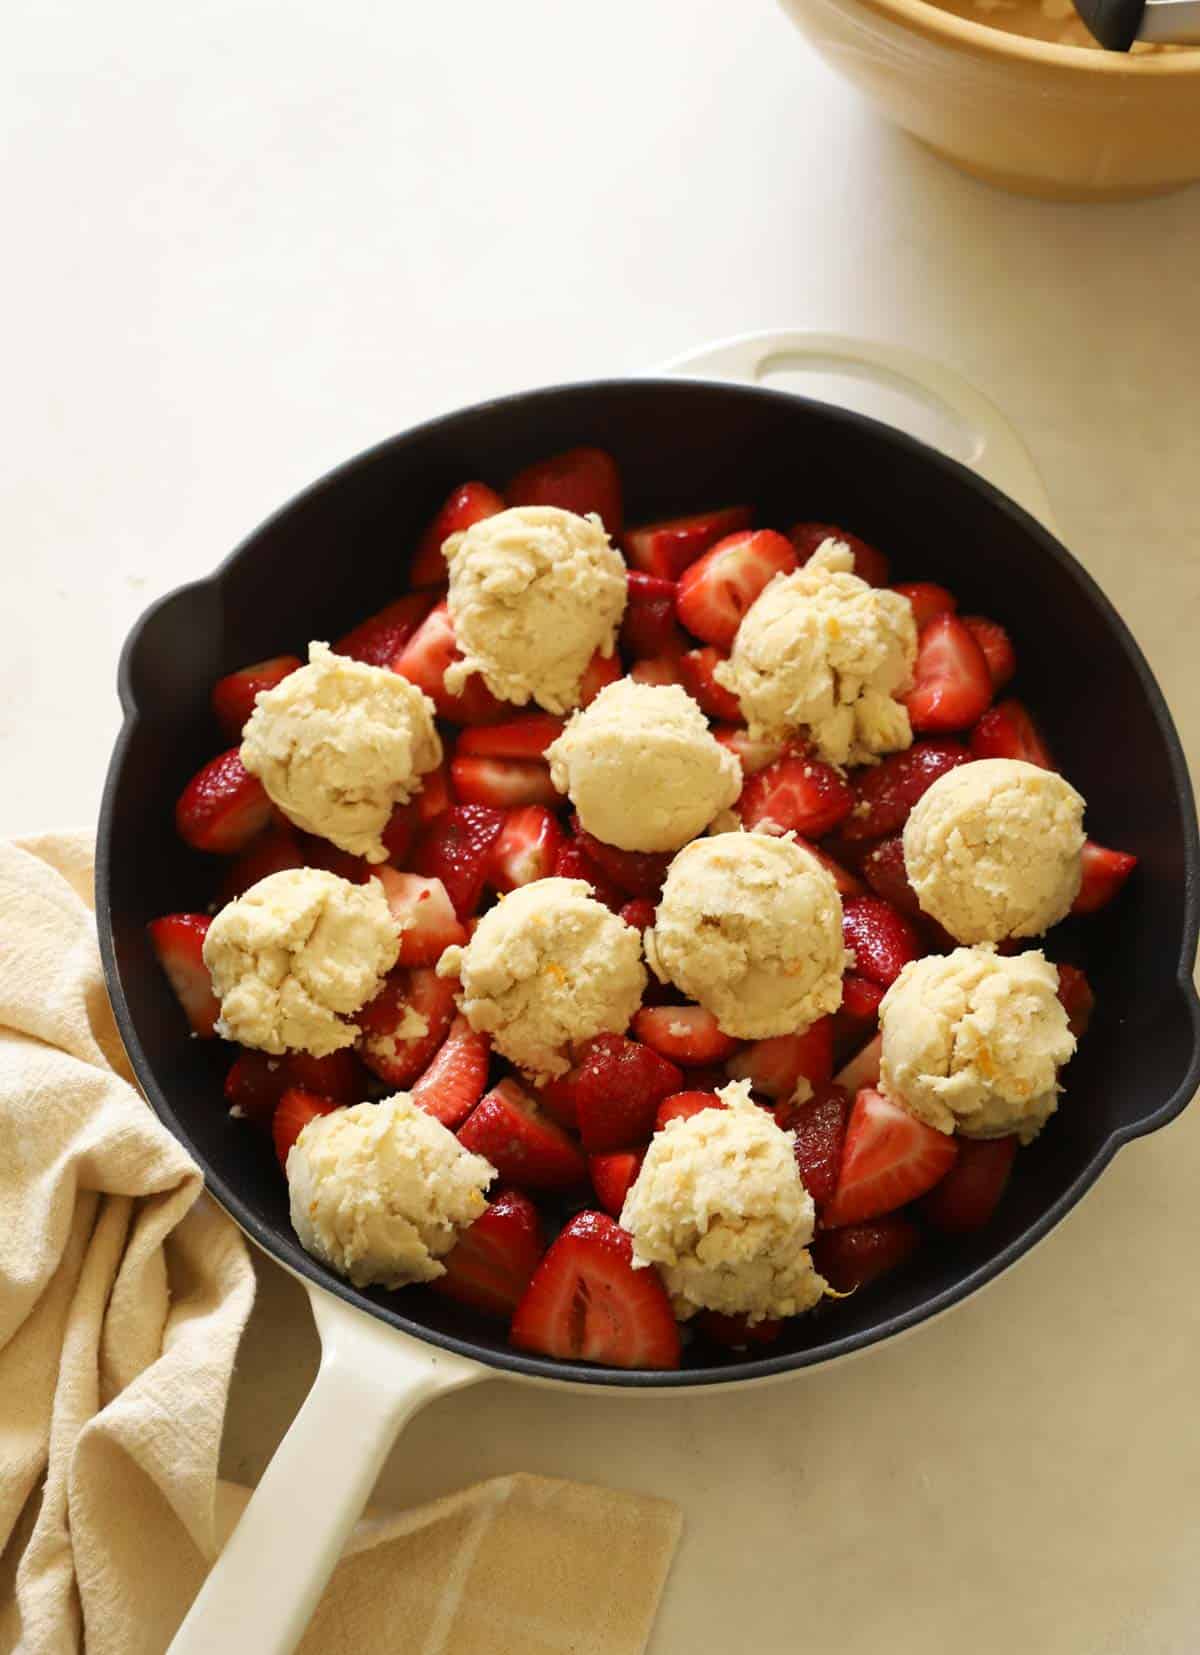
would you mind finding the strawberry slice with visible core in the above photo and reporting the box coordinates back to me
[411,1015,491,1129]
[632,1005,741,1067]
[458,1078,588,1189]
[726,1017,834,1100]
[774,1082,850,1209]
[358,967,457,1088]
[891,582,956,631]
[1072,841,1137,915]
[841,739,972,842]
[433,1189,544,1318]
[620,571,686,660]
[410,481,505,589]
[739,754,854,840]
[507,447,623,539]
[962,615,1016,690]
[456,715,565,761]
[374,868,467,966]
[842,896,923,988]
[489,805,565,893]
[922,1135,1018,1233]
[823,1087,958,1228]
[811,1214,921,1292]
[678,647,743,722]
[624,505,753,581]
[272,1088,342,1171]
[589,1150,646,1219]
[175,749,272,854]
[791,523,889,587]
[509,1210,681,1370]
[147,914,221,1037]
[450,755,558,809]
[212,655,302,740]
[904,613,993,733]
[970,699,1056,770]
[676,529,797,650]
[393,602,507,726]
[412,804,505,920]
[334,593,438,667]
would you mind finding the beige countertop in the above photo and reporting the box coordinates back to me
[4,0,1199,1648]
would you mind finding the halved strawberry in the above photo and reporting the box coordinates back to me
[841,739,972,842]
[510,1210,680,1370]
[385,759,456,864]
[393,602,507,725]
[417,760,454,822]
[457,715,565,760]
[833,976,886,1061]
[790,523,889,586]
[811,1214,921,1292]
[458,1078,588,1189]
[794,838,868,900]
[489,805,565,893]
[632,1005,741,1067]
[711,724,785,774]
[175,749,272,854]
[739,754,854,840]
[774,1082,849,1208]
[570,818,672,900]
[358,967,457,1087]
[410,481,506,589]
[147,913,220,1037]
[962,615,1016,691]
[860,835,920,917]
[620,571,686,659]
[507,447,623,538]
[727,1017,834,1100]
[1072,842,1137,915]
[970,698,1055,770]
[823,1087,958,1228]
[568,1034,685,1152]
[374,868,467,966]
[922,1136,1018,1233]
[628,653,685,688]
[589,1149,646,1218]
[552,839,623,910]
[676,529,797,650]
[579,648,622,705]
[1055,962,1095,1038]
[450,755,557,809]
[212,655,302,740]
[618,898,656,933]
[272,1087,342,1171]
[834,1030,883,1094]
[625,505,754,580]
[334,593,438,667]
[654,1090,723,1131]
[891,582,956,631]
[843,896,923,988]
[695,1311,783,1350]
[412,804,506,919]
[677,647,743,722]
[410,1015,490,1128]
[903,613,993,733]
[220,823,306,903]
[841,975,886,1027]
[224,1047,362,1128]
[433,1189,543,1318]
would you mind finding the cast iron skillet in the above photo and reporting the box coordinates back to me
[99,373,1200,1393]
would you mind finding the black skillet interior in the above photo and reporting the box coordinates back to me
[97,377,1200,1388]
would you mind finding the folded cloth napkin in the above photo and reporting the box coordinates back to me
[0,836,682,1655]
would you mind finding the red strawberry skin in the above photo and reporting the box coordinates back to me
[970,699,1055,770]
[507,447,623,538]
[569,1034,685,1152]
[695,1311,783,1350]
[147,913,221,1037]
[552,838,624,911]
[962,615,1016,690]
[458,1079,588,1189]
[1056,962,1095,1038]
[842,896,923,988]
[655,1090,723,1131]
[433,1189,544,1319]
[841,739,971,842]
[569,818,671,900]
[904,613,993,733]
[922,1136,1018,1233]
[738,754,854,840]
[212,655,302,740]
[624,505,753,580]
[774,1083,850,1208]
[220,823,307,903]
[861,835,921,917]
[579,649,622,706]
[450,755,558,809]
[272,1088,342,1171]
[1072,842,1137,915]
[891,582,956,631]
[676,529,797,650]
[457,715,564,760]
[727,1018,834,1100]
[620,571,685,660]
[823,1088,958,1228]
[358,967,457,1088]
[225,1047,362,1128]
[333,593,437,667]
[589,1150,646,1218]
[678,647,743,722]
[619,898,656,933]
[489,806,565,893]
[175,749,272,854]
[410,1015,490,1128]
[811,1214,921,1293]
[632,1006,741,1067]
[412,804,506,920]
[509,1210,680,1370]
[790,523,889,587]
[393,602,507,725]
[410,481,505,589]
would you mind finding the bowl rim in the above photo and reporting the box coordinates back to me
[97,372,1200,1390]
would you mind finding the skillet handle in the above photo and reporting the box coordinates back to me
[168,1284,484,1655]
[658,330,1058,534]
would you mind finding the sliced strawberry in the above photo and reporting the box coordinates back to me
[811,1214,920,1292]
[510,1209,680,1370]
[334,592,437,667]
[569,818,672,900]
[618,898,656,933]
[272,1087,341,1171]
[890,582,956,631]
[696,1311,783,1350]
[676,529,797,650]
[632,1006,741,1068]
[450,755,557,809]
[677,646,743,722]
[175,749,272,854]
[1055,962,1095,1038]
[793,838,867,900]
[790,522,890,587]
[412,804,506,920]
[410,481,506,589]
[628,653,685,688]
[841,739,972,842]
[843,896,922,988]
[393,602,507,726]
[738,753,853,840]
[860,835,920,917]
[417,760,454,822]
[962,615,1016,691]
[922,1136,1018,1234]
[219,823,306,903]
[904,613,993,733]
[568,1034,685,1152]
[823,1087,958,1228]
[147,913,220,1037]
[711,725,785,775]
[507,447,622,538]
[832,976,886,1060]
[374,868,467,966]
[457,715,565,760]
[579,648,622,705]
[433,1189,543,1318]
[458,1078,588,1189]
[589,1150,646,1218]
[841,975,886,1027]
[410,1015,490,1128]
[212,655,302,740]
[620,571,686,659]
[835,1030,883,1094]
[774,1082,850,1208]
[225,1047,362,1128]
[551,838,624,911]
[358,967,457,1088]
[1072,841,1137,915]
[970,698,1055,770]
[654,1090,723,1131]
[488,805,565,893]
[625,505,754,581]
[727,1017,834,1101]
[297,834,372,885]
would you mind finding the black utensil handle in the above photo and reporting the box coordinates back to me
[1074,0,1145,50]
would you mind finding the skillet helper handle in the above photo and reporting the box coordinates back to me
[658,330,1057,534]
[168,1286,483,1655]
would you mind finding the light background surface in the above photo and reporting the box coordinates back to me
[4,1,1200,1649]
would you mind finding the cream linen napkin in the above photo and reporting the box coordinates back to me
[0,835,682,1655]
